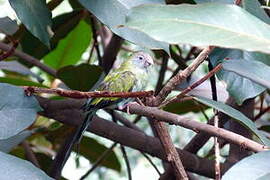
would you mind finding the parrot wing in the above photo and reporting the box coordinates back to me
[85,71,137,109]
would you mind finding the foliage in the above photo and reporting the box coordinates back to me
[0,0,270,179]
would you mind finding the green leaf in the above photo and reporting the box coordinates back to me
[0,131,31,153]
[195,0,233,3]
[79,0,169,52]
[194,96,270,146]
[79,136,121,172]
[20,10,84,61]
[0,77,47,87]
[223,151,270,180]
[222,59,270,89]
[0,83,42,139]
[0,151,53,180]
[44,20,91,69]
[0,61,43,82]
[242,0,270,24]
[125,3,270,54]
[9,0,52,47]
[164,99,207,115]
[57,64,102,91]
[0,17,18,35]
[210,48,266,104]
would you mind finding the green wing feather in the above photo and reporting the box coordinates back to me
[91,71,137,105]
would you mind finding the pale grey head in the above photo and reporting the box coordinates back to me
[131,51,154,69]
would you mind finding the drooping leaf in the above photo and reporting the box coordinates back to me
[0,61,43,82]
[223,151,270,180]
[79,136,121,172]
[9,0,52,47]
[222,59,270,89]
[57,64,102,91]
[125,3,270,54]
[0,131,32,153]
[242,0,270,24]
[0,83,42,139]
[20,10,84,61]
[0,17,19,35]
[0,77,47,87]
[79,0,169,52]
[164,99,207,115]
[43,20,91,69]
[195,0,233,3]
[210,48,266,104]
[0,151,53,180]
[194,96,270,146]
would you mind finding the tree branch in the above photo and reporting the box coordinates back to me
[128,103,269,152]
[24,86,153,98]
[0,42,57,77]
[37,97,231,178]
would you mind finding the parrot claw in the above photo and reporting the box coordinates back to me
[118,102,138,114]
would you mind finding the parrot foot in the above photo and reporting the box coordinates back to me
[136,98,145,106]
[118,101,138,114]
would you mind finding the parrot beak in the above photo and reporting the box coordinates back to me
[145,58,154,67]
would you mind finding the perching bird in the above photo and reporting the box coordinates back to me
[57,51,154,173]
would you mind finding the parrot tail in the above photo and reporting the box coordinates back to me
[51,107,97,178]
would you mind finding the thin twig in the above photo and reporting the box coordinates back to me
[120,145,132,180]
[22,86,154,99]
[154,46,215,105]
[160,63,222,107]
[80,143,118,180]
[90,17,102,66]
[155,53,169,95]
[255,106,270,120]
[141,152,162,176]
[86,42,95,64]
[0,42,57,77]
[208,60,221,180]
[0,40,18,61]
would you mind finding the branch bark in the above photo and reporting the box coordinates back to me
[37,96,231,178]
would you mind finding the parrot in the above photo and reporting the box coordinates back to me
[58,51,154,172]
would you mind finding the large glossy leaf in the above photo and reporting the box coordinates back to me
[0,61,43,82]
[222,59,270,89]
[79,136,121,172]
[194,96,270,146]
[0,130,31,153]
[0,77,47,87]
[0,17,18,35]
[43,20,91,69]
[210,48,266,104]
[125,3,270,54]
[242,0,270,24]
[164,99,207,115]
[79,0,169,51]
[0,151,53,180]
[20,10,84,61]
[223,151,270,180]
[9,0,52,47]
[0,83,42,139]
[57,64,102,91]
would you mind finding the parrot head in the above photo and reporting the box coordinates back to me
[132,51,154,69]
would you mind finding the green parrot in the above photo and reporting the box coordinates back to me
[59,51,154,171]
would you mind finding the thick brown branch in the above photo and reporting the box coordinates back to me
[128,103,269,152]
[24,86,153,98]
[37,97,231,178]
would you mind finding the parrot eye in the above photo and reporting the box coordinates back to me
[138,56,144,60]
